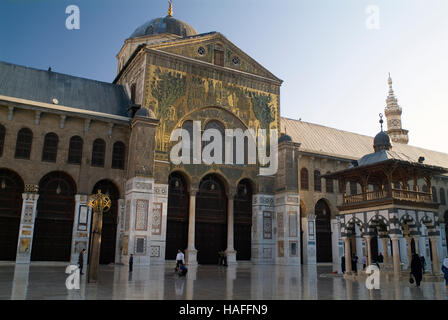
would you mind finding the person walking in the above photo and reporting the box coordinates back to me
[78,249,86,275]
[361,255,367,270]
[175,249,185,271]
[411,253,423,287]
[341,256,346,274]
[129,254,134,272]
[352,254,358,273]
[377,252,384,263]
[420,255,426,274]
[442,256,448,289]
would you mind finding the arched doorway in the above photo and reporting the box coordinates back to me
[0,169,24,261]
[195,174,227,264]
[32,171,76,261]
[234,179,253,260]
[166,172,189,259]
[315,199,332,263]
[91,180,119,265]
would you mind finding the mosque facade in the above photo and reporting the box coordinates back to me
[0,6,446,274]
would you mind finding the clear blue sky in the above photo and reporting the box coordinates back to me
[1,0,447,153]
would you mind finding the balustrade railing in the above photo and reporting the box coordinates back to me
[343,189,433,204]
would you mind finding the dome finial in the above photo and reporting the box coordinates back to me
[168,0,173,17]
[379,113,384,131]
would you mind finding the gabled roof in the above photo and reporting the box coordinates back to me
[281,117,448,170]
[0,60,131,117]
[146,32,283,83]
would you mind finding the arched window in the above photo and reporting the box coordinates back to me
[112,141,125,169]
[440,188,446,205]
[42,132,59,162]
[300,168,309,190]
[432,187,438,203]
[68,136,83,164]
[314,170,321,192]
[14,128,33,159]
[350,181,358,195]
[325,172,333,193]
[91,139,106,167]
[0,124,5,157]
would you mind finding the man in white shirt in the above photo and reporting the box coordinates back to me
[176,249,185,271]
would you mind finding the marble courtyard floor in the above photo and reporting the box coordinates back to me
[0,263,447,300]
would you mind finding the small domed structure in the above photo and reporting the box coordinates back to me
[130,16,198,39]
[278,133,292,143]
[373,113,392,152]
[134,107,155,119]
[373,131,392,152]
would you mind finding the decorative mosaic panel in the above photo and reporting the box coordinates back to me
[75,241,87,254]
[263,211,273,239]
[278,241,284,257]
[263,248,272,259]
[135,199,149,231]
[23,205,33,224]
[150,246,160,257]
[122,235,129,255]
[135,236,146,255]
[290,241,298,257]
[277,212,284,238]
[125,200,130,231]
[18,238,31,254]
[289,212,298,237]
[252,247,258,259]
[308,221,315,240]
[78,205,88,231]
[252,211,258,235]
[152,202,163,235]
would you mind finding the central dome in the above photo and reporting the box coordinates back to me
[130,15,198,39]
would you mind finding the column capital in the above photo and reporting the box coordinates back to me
[389,234,400,240]
[227,191,237,198]
[189,188,199,196]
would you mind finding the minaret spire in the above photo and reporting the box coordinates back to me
[168,0,173,17]
[384,73,409,144]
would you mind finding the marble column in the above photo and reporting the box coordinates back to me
[405,237,413,269]
[343,237,352,274]
[364,236,372,266]
[70,195,90,266]
[429,236,440,275]
[225,192,237,264]
[381,237,390,262]
[390,236,401,276]
[186,190,198,266]
[16,191,39,264]
[412,236,420,255]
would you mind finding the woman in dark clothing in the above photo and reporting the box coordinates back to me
[410,253,423,287]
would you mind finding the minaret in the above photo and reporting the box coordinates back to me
[384,73,409,144]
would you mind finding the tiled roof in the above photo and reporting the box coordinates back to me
[281,117,448,169]
[0,61,131,117]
